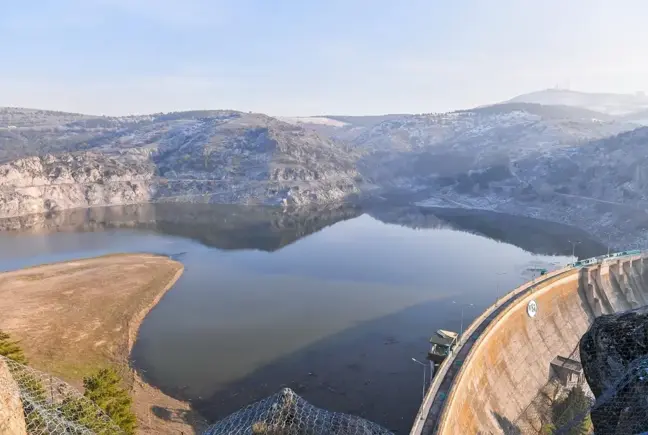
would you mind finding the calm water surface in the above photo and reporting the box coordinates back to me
[0,204,604,433]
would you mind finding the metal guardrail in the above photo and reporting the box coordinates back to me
[410,250,646,435]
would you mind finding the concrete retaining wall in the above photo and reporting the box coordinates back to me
[424,255,648,435]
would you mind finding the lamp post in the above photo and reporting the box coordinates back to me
[568,240,581,258]
[411,358,427,401]
[452,301,475,342]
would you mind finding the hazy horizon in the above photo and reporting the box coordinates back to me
[2,0,647,116]
[2,87,647,118]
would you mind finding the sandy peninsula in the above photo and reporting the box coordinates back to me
[0,253,207,434]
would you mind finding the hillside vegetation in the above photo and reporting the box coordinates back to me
[3,94,648,247]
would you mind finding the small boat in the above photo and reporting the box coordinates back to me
[428,329,458,364]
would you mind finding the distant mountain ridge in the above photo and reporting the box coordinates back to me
[508,88,648,116]
[2,95,648,248]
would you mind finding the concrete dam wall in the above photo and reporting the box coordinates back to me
[414,254,648,435]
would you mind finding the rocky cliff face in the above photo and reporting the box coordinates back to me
[580,311,648,434]
[0,110,363,218]
[0,151,154,218]
[151,113,363,207]
[346,103,632,187]
[520,127,648,204]
[325,103,648,248]
[3,102,648,242]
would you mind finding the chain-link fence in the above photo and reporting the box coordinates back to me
[0,355,124,434]
[202,388,393,435]
[1,354,392,435]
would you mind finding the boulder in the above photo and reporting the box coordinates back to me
[580,311,648,434]
[0,358,27,435]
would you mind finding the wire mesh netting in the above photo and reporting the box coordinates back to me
[0,355,124,434]
[577,308,648,435]
[202,388,393,435]
[533,307,648,435]
[1,354,393,435]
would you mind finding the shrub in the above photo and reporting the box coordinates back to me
[84,368,137,434]
[549,385,592,435]
[0,330,28,364]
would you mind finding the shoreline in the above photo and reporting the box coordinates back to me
[126,264,184,355]
[126,263,209,434]
[0,253,207,434]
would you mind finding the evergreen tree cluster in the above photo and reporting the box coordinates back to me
[0,330,136,434]
[542,385,593,435]
[83,369,137,434]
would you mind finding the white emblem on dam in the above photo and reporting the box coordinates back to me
[527,300,538,318]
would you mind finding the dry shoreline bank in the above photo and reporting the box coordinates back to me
[0,253,207,434]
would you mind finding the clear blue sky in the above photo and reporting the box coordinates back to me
[1,0,646,115]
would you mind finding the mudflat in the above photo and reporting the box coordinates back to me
[0,253,206,434]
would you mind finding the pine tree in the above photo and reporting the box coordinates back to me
[552,385,592,435]
[540,424,556,435]
[59,395,117,433]
[0,330,28,364]
[0,331,135,433]
[83,368,137,434]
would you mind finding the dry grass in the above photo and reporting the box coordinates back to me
[0,253,207,434]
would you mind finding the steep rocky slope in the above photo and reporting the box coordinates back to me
[0,151,154,218]
[0,110,363,218]
[152,112,363,206]
[411,123,648,206]
[300,102,648,248]
[2,101,648,246]
[516,127,648,204]
[344,103,635,191]
[412,125,648,248]
[580,312,648,434]
[0,107,155,162]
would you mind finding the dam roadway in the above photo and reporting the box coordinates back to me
[411,251,648,435]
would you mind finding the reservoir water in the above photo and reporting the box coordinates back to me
[0,203,606,433]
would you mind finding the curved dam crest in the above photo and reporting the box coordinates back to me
[415,253,648,435]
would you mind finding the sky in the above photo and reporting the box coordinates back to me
[1,0,647,116]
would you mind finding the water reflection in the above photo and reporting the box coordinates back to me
[0,203,362,252]
[0,203,606,433]
[0,203,606,258]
